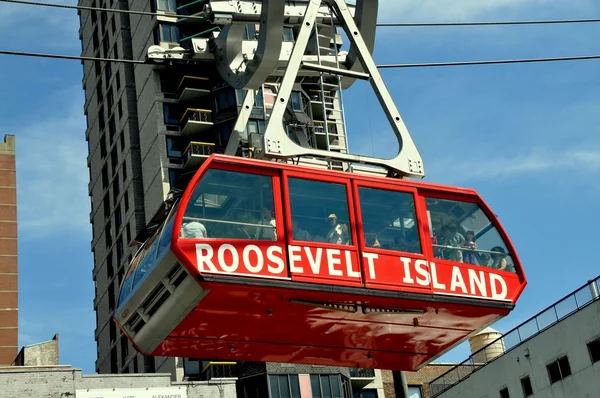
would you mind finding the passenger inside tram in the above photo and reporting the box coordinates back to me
[425,197,515,273]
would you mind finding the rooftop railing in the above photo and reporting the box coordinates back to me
[429,276,600,397]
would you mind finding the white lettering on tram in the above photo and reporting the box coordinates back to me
[194,243,509,300]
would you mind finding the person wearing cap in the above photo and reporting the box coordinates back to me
[326,213,349,244]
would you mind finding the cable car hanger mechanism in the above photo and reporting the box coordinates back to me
[148,0,425,179]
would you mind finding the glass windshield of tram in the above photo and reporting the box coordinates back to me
[425,197,516,273]
[181,169,277,241]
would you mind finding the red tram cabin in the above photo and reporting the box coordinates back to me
[114,154,527,371]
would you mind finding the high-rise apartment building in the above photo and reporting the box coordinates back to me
[0,135,17,366]
[78,0,382,395]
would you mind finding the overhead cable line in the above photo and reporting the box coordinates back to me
[0,49,147,64]
[3,49,600,69]
[0,0,208,20]
[377,18,600,27]
[2,0,600,28]
[377,54,600,69]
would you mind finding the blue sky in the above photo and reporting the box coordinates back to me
[1,0,599,374]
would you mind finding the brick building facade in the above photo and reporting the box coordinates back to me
[0,134,17,366]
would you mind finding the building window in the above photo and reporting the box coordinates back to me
[118,100,123,120]
[215,88,236,111]
[100,133,107,158]
[111,15,116,34]
[354,389,378,398]
[124,191,129,212]
[122,159,127,182]
[156,0,176,11]
[521,376,533,397]
[547,355,571,384]
[169,169,178,188]
[126,223,131,244]
[102,165,109,189]
[163,104,179,125]
[120,130,125,151]
[310,374,344,398]
[269,374,300,398]
[588,338,600,363]
[114,45,119,61]
[154,23,180,44]
[166,137,182,158]
[499,387,509,398]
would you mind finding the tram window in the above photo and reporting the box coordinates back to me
[425,197,515,273]
[287,178,352,245]
[181,169,277,240]
[157,206,177,258]
[357,187,421,254]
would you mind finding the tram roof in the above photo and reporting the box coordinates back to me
[202,154,479,196]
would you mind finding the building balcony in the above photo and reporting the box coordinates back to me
[183,141,215,168]
[197,361,237,381]
[349,368,376,389]
[177,75,211,104]
[179,108,213,136]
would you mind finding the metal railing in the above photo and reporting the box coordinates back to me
[201,361,237,380]
[429,276,600,397]
[179,108,213,125]
[183,141,215,167]
[176,75,211,95]
[349,368,376,378]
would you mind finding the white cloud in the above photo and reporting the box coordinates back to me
[15,86,91,237]
[426,147,600,184]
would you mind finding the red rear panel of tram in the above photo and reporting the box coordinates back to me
[117,154,527,370]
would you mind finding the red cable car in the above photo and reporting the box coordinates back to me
[114,154,526,371]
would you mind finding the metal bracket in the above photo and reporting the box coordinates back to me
[259,0,424,178]
[210,0,285,90]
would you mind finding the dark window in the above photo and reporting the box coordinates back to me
[116,236,124,262]
[163,104,179,125]
[103,192,110,219]
[96,81,103,104]
[113,178,120,202]
[588,338,600,363]
[120,336,128,366]
[105,222,112,248]
[124,191,129,212]
[91,1,97,23]
[499,388,509,398]
[98,105,105,130]
[94,60,101,76]
[288,177,352,245]
[110,147,118,171]
[155,23,180,44]
[118,100,123,119]
[111,15,116,34]
[93,29,99,50]
[269,374,300,398]
[122,160,127,182]
[181,169,276,240]
[310,374,343,398]
[108,283,115,310]
[215,88,236,111]
[100,133,107,158]
[103,37,110,56]
[116,71,121,91]
[100,11,107,31]
[115,206,122,230]
[357,186,421,253]
[107,88,114,110]
[521,376,533,397]
[166,137,182,158]
[109,319,117,343]
[110,348,117,373]
[424,197,516,272]
[101,165,109,189]
[106,252,114,279]
[126,223,131,244]
[169,169,178,188]
[120,131,125,151]
[547,355,571,384]
[354,389,378,398]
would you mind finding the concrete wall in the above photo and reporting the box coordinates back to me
[0,366,236,398]
[438,299,600,398]
[0,135,17,366]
